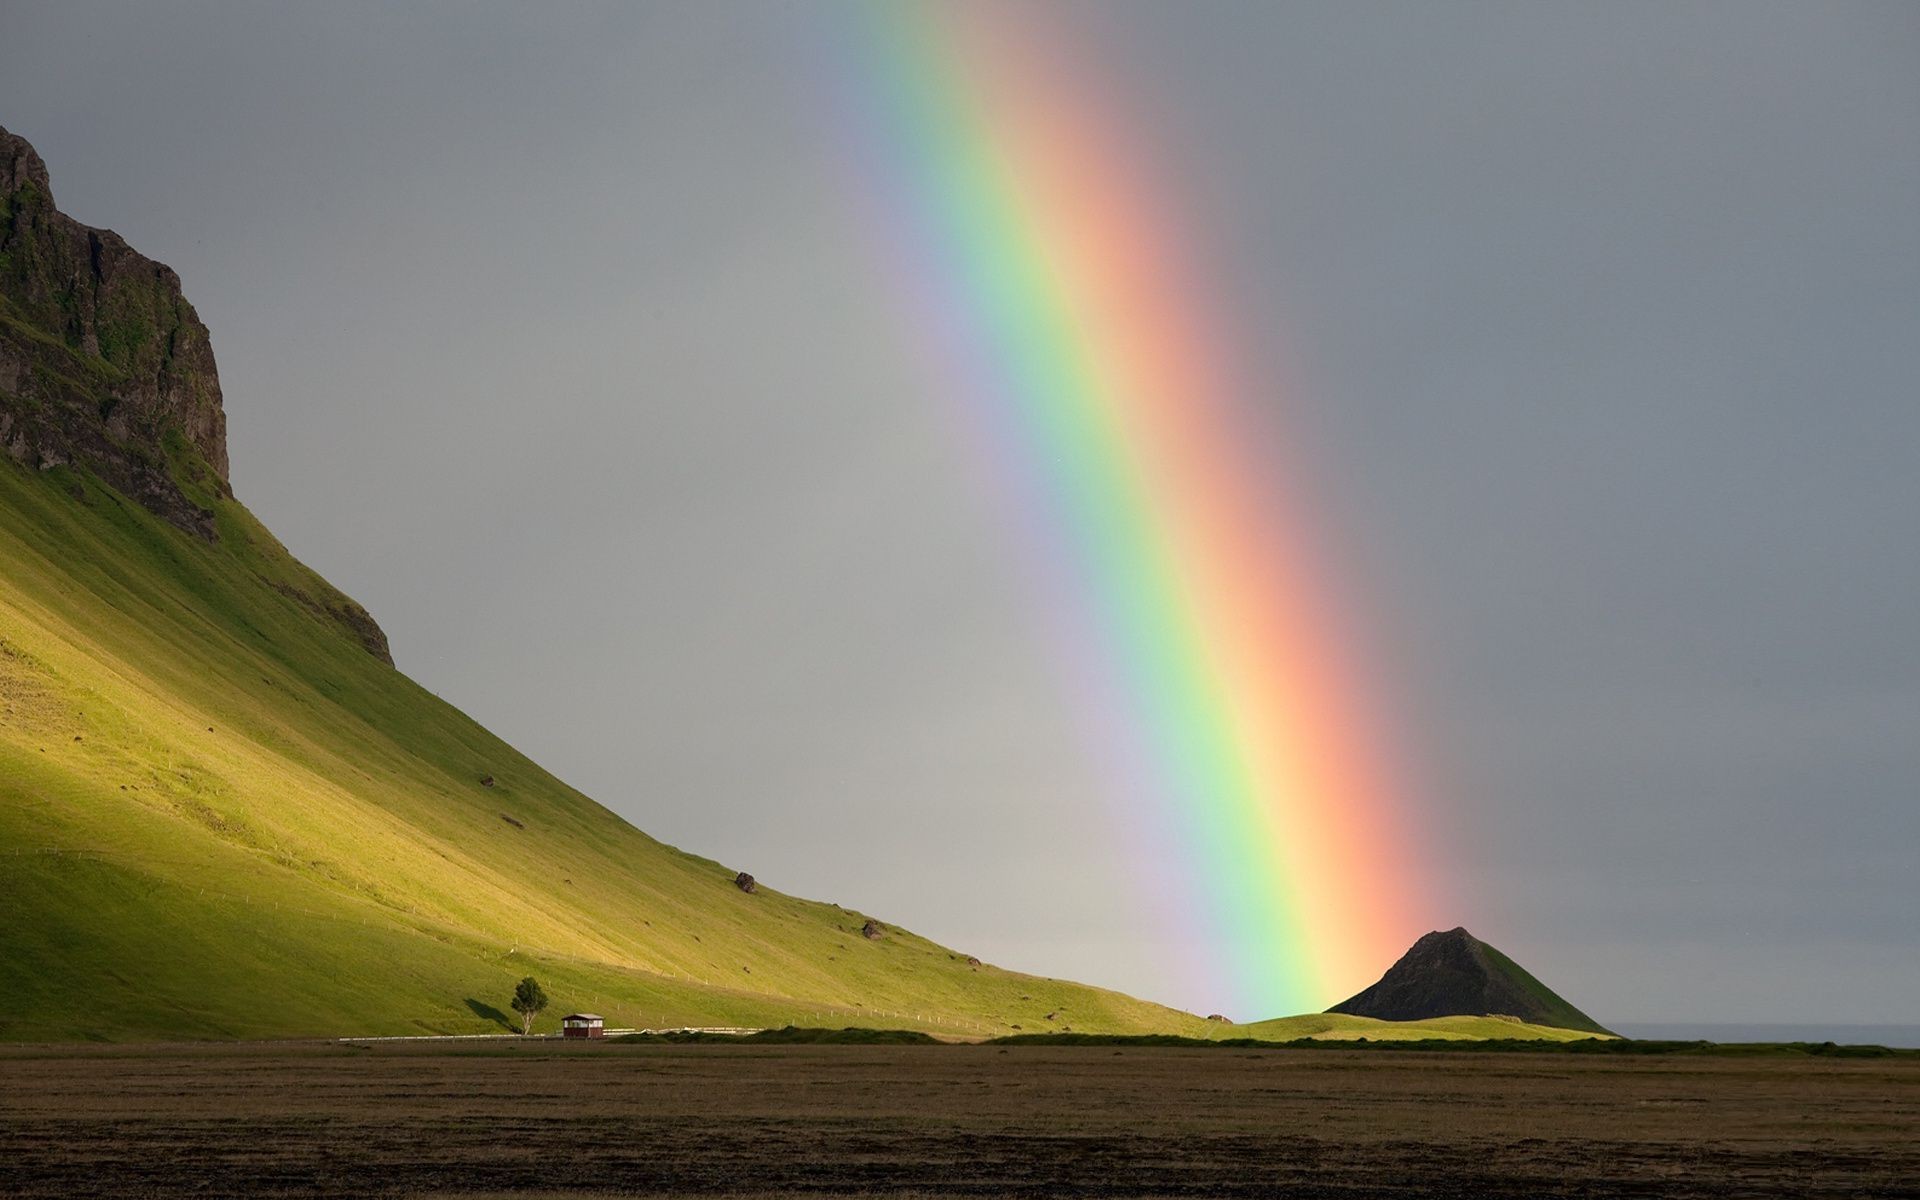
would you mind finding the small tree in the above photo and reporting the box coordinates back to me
[511,976,549,1035]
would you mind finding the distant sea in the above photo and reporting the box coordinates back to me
[1612,1022,1920,1048]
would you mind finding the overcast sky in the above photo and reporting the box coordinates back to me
[4,1,1915,1025]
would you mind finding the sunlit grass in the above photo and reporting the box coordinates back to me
[0,462,1583,1044]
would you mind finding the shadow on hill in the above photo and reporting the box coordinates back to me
[464,998,514,1031]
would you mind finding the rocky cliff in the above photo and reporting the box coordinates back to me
[0,125,389,663]
[0,125,230,538]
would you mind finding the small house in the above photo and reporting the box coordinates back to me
[560,1013,605,1039]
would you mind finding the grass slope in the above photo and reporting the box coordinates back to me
[0,455,1595,1045]
[1475,938,1613,1036]
[2,456,1234,1041]
[0,131,1607,1046]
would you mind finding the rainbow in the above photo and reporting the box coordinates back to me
[826,2,1431,1016]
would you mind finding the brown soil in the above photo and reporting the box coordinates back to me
[0,1041,1914,1197]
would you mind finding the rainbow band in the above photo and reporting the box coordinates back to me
[834,2,1424,1015]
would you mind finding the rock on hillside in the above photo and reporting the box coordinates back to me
[1327,927,1614,1036]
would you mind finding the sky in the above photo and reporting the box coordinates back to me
[3,1,1915,1025]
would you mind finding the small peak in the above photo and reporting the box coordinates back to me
[1410,926,1476,948]
[0,124,54,200]
[1327,924,1613,1036]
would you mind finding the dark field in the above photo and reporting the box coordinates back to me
[2,1040,1916,1198]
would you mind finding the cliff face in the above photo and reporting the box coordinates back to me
[0,125,390,664]
[0,124,228,539]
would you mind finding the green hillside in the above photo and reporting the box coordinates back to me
[1475,939,1614,1035]
[0,124,1587,1045]
[0,443,1609,1045]
[0,455,1193,1040]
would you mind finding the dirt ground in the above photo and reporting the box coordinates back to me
[1,1040,1915,1198]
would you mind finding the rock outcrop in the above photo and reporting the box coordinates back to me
[1327,926,1613,1036]
[0,125,391,664]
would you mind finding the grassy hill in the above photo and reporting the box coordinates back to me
[0,457,1598,1044]
[0,454,1200,1040]
[0,125,1589,1045]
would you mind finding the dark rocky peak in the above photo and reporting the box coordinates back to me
[1327,926,1613,1036]
[0,123,228,537]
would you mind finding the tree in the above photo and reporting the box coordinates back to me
[510,976,549,1035]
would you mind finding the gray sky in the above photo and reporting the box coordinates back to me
[4,1,1915,1024]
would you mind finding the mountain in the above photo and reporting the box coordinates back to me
[1327,927,1614,1036]
[0,124,1584,1044]
[0,128,388,662]
[0,124,1221,1041]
